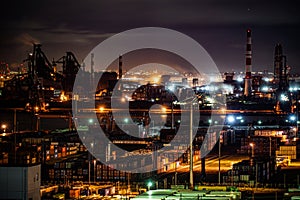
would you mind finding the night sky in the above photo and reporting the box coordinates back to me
[1,0,299,73]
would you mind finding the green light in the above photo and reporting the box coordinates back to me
[147,182,153,187]
[124,118,129,123]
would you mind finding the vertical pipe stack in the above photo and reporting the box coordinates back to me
[91,53,94,87]
[244,29,252,97]
[119,55,122,79]
[274,44,283,84]
[274,44,288,91]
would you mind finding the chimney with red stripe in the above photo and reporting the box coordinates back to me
[244,29,252,96]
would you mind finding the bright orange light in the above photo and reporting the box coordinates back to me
[99,107,105,112]
[151,76,160,84]
[221,107,226,114]
[34,106,39,112]
[60,92,68,101]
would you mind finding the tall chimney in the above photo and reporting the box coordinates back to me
[244,29,252,96]
[118,55,122,79]
[274,44,288,91]
[274,44,283,86]
[91,53,94,87]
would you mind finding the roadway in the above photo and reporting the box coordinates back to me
[162,154,249,174]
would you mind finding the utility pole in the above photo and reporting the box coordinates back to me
[171,95,174,129]
[13,109,17,164]
[269,137,272,157]
[218,131,221,184]
[94,159,96,183]
[296,91,299,137]
[255,163,258,188]
[189,102,194,189]
[88,152,91,185]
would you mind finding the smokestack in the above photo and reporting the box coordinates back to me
[244,29,252,96]
[91,53,94,87]
[274,44,283,84]
[118,55,122,79]
[274,44,288,91]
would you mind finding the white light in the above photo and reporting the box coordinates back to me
[262,86,269,92]
[280,94,289,101]
[168,85,175,92]
[206,97,215,103]
[237,77,243,82]
[227,115,235,123]
[290,115,296,121]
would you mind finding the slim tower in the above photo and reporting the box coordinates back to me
[91,53,94,87]
[244,29,252,97]
[274,44,288,91]
[118,55,122,79]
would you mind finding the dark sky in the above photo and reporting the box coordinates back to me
[1,0,300,73]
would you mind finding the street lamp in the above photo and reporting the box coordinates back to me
[186,97,200,189]
[189,101,194,189]
[178,96,199,189]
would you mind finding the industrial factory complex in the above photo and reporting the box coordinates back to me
[1,28,300,200]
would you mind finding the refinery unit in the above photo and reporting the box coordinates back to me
[0,44,81,112]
